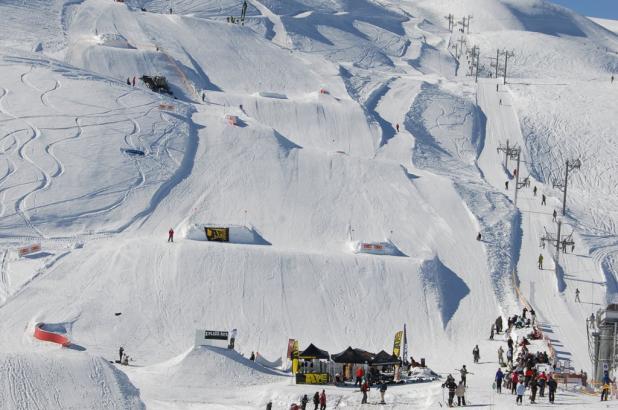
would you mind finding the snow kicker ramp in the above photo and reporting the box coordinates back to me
[0,353,144,409]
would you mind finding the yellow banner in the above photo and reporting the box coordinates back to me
[204,227,229,242]
[393,330,403,358]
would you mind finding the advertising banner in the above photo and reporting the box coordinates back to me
[204,227,229,242]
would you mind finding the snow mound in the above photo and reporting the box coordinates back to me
[419,257,470,328]
[0,353,144,409]
[144,346,285,388]
[183,223,271,245]
[97,33,135,49]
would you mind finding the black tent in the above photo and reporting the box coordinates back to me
[371,350,400,365]
[331,347,375,364]
[299,343,330,360]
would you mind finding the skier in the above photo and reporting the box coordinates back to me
[538,253,544,269]
[396,123,400,133]
[495,368,504,393]
[132,76,136,87]
[300,394,308,410]
[360,379,369,404]
[460,365,469,387]
[490,324,495,340]
[515,381,525,405]
[498,346,505,366]
[476,232,482,241]
[541,194,546,205]
[533,186,538,196]
[168,228,174,242]
[547,375,557,403]
[250,352,255,361]
[522,307,527,319]
[505,180,509,190]
[530,376,538,403]
[266,401,273,410]
[562,239,567,252]
[473,345,480,363]
[312,392,319,410]
[499,98,502,105]
[127,77,131,85]
[119,346,124,363]
[202,92,206,102]
[552,209,557,221]
[537,372,547,397]
[575,288,581,303]
[456,380,466,406]
[379,381,387,404]
[443,377,457,407]
[319,390,326,410]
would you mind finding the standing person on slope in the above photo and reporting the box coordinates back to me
[443,377,457,407]
[312,392,319,410]
[168,228,174,242]
[379,381,387,404]
[456,380,466,406]
[538,254,544,269]
[516,382,525,405]
[495,368,504,393]
[473,345,480,363]
[547,375,557,403]
[460,365,469,387]
[319,390,326,410]
[360,379,369,404]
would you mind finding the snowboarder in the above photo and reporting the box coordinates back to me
[515,381,525,405]
[575,288,581,303]
[396,123,400,133]
[250,351,255,361]
[132,76,136,87]
[202,92,206,102]
[473,345,480,363]
[476,232,482,241]
[498,346,504,365]
[127,77,131,86]
[379,382,387,404]
[547,375,557,403]
[552,209,557,221]
[266,401,273,410]
[119,346,124,363]
[541,194,546,205]
[538,254,544,269]
[456,381,466,406]
[505,180,509,190]
[319,390,326,410]
[460,365,469,387]
[495,368,504,393]
[499,98,502,105]
[312,392,319,410]
[360,379,369,404]
[168,228,174,242]
[300,394,308,410]
[533,186,537,196]
[490,324,495,340]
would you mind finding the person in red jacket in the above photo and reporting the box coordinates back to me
[319,390,326,410]
[511,372,519,394]
[168,228,174,242]
[361,379,370,404]
[355,366,365,386]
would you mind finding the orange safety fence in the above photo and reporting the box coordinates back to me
[33,323,71,347]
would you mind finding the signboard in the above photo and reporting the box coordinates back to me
[362,243,384,251]
[18,244,42,257]
[204,227,229,242]
[195,329,229,347]
[296,373,329,385]
[287,339,296,359]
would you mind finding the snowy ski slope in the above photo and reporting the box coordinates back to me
[0,0,617,408]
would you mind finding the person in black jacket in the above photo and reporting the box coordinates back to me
[547,376,557,403]
[300,394,308,410]
[443,378,457,407]
[312,392,319,410]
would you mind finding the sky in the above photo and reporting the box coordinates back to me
[550,0,618,19]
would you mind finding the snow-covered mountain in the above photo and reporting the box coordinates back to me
[0,0,617,408]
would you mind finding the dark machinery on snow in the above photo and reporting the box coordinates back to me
[140,75,172,95]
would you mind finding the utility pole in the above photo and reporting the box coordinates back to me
[445,13,454,32]
[540,220,575,280]
[457,37,466,59]
[501,50,515,85]
[513,148,522,206]
[466,15,473,34]
[552,159,582,216]
[497,139,519,171]
[469,45,480,82]
[475,46,480,82]
[495,49,500,78]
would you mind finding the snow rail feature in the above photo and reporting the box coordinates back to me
[34,323,71,347]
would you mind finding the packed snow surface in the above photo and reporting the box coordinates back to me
[0,0,617,408]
